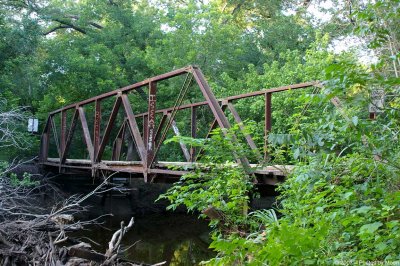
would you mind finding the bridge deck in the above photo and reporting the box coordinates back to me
[41,158,293,184]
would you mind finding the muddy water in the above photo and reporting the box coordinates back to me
[71,213,214,265]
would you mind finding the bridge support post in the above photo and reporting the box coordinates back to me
[264,92,272,160]
[60,111,66,155]
[92,100,101,177]
[145,81,157,182]
[39,116,51,163]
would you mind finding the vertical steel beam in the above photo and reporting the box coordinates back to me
[143,115,148,147]
[146,82,157,166]
[95,96,122,162]
[60,110,67,155]
[78,107,94,161]
[264,92,272,160]
[93,100,101,160]
[39,116,51,162]
[190,106,197,162]
[60,108,79,165]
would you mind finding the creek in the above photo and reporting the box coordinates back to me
[70,213,214,265]
[54,175,215,265]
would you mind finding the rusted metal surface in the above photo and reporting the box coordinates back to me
[93,100,101,158]
[39,65,318,183]
[147,82,156,155]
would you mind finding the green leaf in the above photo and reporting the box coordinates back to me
[352,116,358,126]
[375,242,388,252]
[352,205,372,214]
[293,148,300,159]
[359,222,383,235]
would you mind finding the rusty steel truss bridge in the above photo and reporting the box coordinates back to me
[39,65,320,184]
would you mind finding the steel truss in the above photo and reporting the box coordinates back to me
[39,65,318,183]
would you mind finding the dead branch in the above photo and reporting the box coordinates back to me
[105,217,134,259]
[0,100,31,150]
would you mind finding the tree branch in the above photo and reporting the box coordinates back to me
[52,18,87,34]
[43,15,104,35]
[43,25,71,35]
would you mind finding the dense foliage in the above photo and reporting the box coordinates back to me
[0,0,399,265]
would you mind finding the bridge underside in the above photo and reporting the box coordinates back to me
[39,65,318,185]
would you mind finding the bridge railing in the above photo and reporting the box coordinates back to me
[39,65,319,181]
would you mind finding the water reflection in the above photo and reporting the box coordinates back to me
[71,213,214,265]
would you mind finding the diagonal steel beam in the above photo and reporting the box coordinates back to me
[125,123,138,161]
[167,112,191,162]
[95,96,122,162]
[39,116,52,162]
[60,108,79,165]
[121,94,146,163]
[154,113,167,147]
[227,102,260,153]
[112,119,127,161]
[191,66,253,172]
[78,107,94,161]
[192,67,231,129]
[50,116,61,158]
[195,104,227,161]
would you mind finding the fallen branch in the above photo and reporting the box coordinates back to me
[104,217,135,264]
